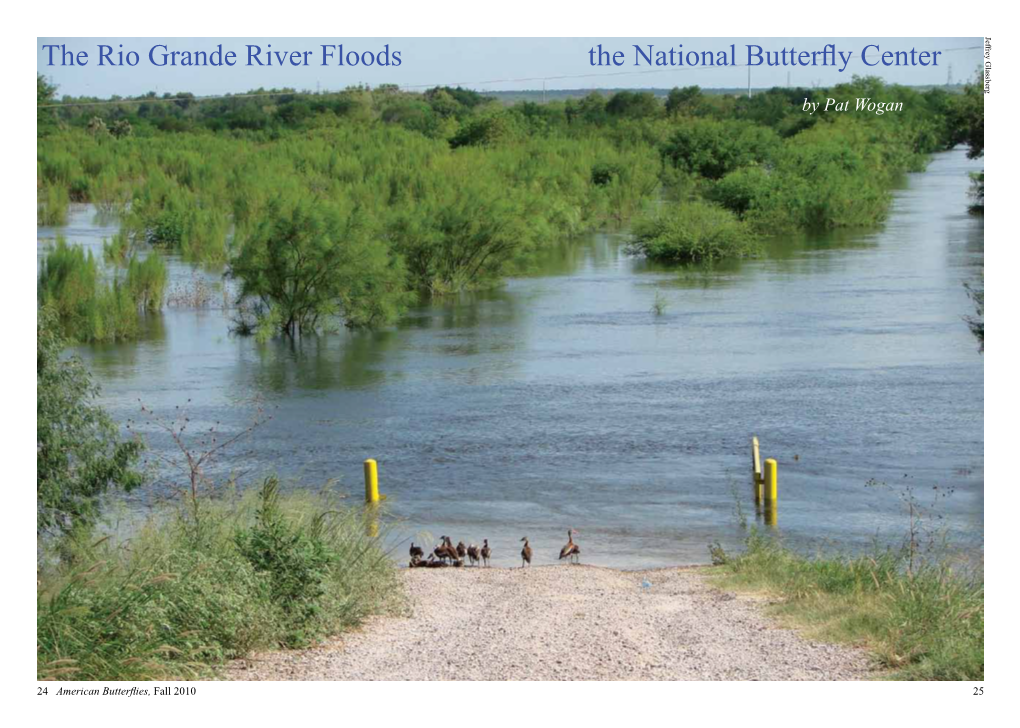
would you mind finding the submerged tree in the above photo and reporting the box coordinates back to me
[37,309,144,536]
[229,196,408,337]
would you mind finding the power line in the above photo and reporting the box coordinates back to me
[38,45,982,109]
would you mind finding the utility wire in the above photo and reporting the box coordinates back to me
[37,44,982,109]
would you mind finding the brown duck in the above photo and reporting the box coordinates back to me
[409,542,424,560]
[520,537,532,568]
[433,538,448,563]
[559,529,581,564]
[442,536,460,563]
[466,543,480,566]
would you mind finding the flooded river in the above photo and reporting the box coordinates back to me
[38,148,984,568]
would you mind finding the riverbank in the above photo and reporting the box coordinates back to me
[710,532,984,680]
[226,564,870,681]
[36,485,399,681]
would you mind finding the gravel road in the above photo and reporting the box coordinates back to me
[228,565,870,681]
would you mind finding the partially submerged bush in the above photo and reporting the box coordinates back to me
[230,196,410,336]
[628,201,760,264]
[37,184,69,226]
[126,254,168,312]
[38,238,165,342]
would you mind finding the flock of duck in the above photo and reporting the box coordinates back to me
[408,529,581,569]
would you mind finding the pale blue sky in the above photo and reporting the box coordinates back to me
[38,37,982,98]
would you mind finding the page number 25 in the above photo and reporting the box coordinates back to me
[973,687,984,695]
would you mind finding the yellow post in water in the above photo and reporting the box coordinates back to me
[763,458,778,526]
[764,458,777,502]
[364,458,379,504]
[752,437,763,505]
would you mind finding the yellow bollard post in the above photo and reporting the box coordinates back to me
[364,458,379,504]
[752,436,763,505]
[763,458,778,526]
[764,458,777,503]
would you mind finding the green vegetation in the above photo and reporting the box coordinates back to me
[711,531,982,680]
[37,326,398,679]
[661,119,780,181]
[37,75,980,338]
[37,74,58,138]
[37,183,69,226]
[126,253,168,312]
[712,472,983,683]
[37,309,143,537]
[229,196,408,334]
[37,479,399,680]
[651,290,668,316]
[38,237,167,342]
[950,79,984,214]
[38,238,139,342]
[630,201,759,264]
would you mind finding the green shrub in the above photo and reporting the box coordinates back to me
[102,230,132,264]
[231,195,409,335]
[91,169,129,215]
[37,485,398,680]
[234,477,334,645]
[38,237,149,342]
[37,184,69,226]
[126,254,167,312]
[629,201,760,264]
[36,309,143,537]
[661,119,780,180]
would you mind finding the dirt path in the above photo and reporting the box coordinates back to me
[227,565,870,681]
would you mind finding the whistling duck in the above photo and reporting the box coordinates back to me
[467,543,480,566]
[520,537,532,567]
[559,529,581,564]
[410,543,424,560]
[434,537,452,563]
[442,536,460,563]
[456,541,468,561]
[481,539,491,567]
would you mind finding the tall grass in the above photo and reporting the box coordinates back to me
[37,184,69,226]
[38,238,139,343]
[710,530,983,680]
[37,479,400,681]
[126,254,168,312]
[38,238,167,342]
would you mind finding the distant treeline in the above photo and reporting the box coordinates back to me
[36,74,983,341]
